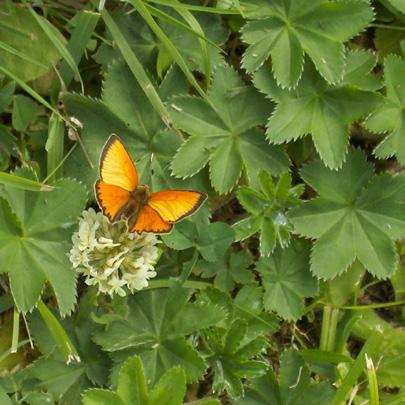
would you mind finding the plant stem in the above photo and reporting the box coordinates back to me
[147,279,212,290]
[320,304,340,352]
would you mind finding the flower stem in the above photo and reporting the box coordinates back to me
[147,279,212,290]
[320,304,340,352]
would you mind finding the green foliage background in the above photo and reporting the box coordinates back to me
[0,0,405,403]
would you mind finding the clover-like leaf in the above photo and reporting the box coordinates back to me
[64,61,205,193]
[83,356,186,405]
[240,0,374,88]
[94,286,226,385]
[365,55,405,164]
[194,250,254,291]
[203,318,268,399]
[0,168,87,314]
[289,148,405,279]
[169,64,289,194]
[162,221,235,262]
[256,242,318,320]
[254,60,382,168]
[233,171,304,256]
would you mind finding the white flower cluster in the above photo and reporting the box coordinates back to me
[69,208,159,296]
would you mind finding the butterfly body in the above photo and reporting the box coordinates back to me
[95,135,207,234]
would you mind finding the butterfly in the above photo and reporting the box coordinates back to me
[95,134,207,234]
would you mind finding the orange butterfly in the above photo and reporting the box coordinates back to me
[95,134,207,234]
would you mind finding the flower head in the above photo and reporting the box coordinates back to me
[69,208,160,296]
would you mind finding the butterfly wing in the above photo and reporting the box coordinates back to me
[147,190,207,223]
[95,180,130,222]
[99,134,138,191]
[131,205,172,234]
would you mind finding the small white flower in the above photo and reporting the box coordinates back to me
[69,208,160,296]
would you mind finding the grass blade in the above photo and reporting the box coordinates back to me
[59,10,100,88]
[128,0,207,99]
[0,171,53,191]
[156,0,213,88]
[46,113,64,182]
[148,0,241,14]
[37,300,80,364]
[100,8,172,126]
[366,354,379,405]
[331,328,383,405]
[144,4,222,51]
[0,65,66,123]
[22,1,84,93]
[0,40,48,69]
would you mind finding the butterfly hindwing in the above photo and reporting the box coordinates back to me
[95,180,130,222]
[131,205,172,234]
[147,190,207,223]
[99,134,138,191]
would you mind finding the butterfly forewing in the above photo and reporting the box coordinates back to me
[99,134,138,191]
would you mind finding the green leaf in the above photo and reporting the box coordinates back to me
[386,0,405,14]
[0,4,62,82]
[94,286,226,384]
[170,64,289,194]
[149,367,186,405]
[82,390,125,405]
[117,356,149,405]
[0,80,15,112]
[12,94,38,132]
[28,358,85,398]
[256,242,318,320]
[0,168,87,314]
[289,148,405,279]
[23,2,84,93]
[279,350,335,405]
[162,221,234,262]
[365,55,405,164]
[204,318,268,398]
[195,250,254,291]
[234,171,301,255]
[240,0,374,87]
[198,222,235,262]
[341,50,383,91]
[0,385,12,405]
[254,60,382,168]
[82,356,186,405]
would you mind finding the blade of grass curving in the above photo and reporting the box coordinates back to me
[0,40,48,69]
[46,113,64,182]
[128,0,207,99]
[101,8,172,126]
[37,300,80,364]
[144,4,223,51]
[22,1,84,93]
[331,328,383,405]
[0,172,53,191]
[0,19,32,38]
[0,65,66,122]
[59,10,100,88]
[166,0,212,88]
[148,0,241,14]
